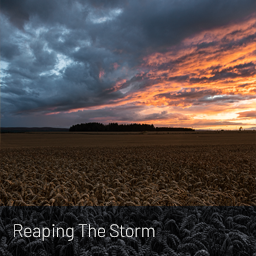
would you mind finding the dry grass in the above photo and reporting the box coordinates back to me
[1,144,255,206]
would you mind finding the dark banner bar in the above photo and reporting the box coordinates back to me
[1,206,256,255]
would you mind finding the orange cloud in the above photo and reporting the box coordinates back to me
[237,110,256,119]
[65,15,256,129]
[122,16,256,129]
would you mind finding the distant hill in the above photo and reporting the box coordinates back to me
[1,127,69,133]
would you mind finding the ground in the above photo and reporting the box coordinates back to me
[1,131,255,206]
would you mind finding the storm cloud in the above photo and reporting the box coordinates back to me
[1,0,256,129]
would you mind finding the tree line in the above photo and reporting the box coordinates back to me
[69,122,195,132]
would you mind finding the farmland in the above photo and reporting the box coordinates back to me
[0,131,255,206]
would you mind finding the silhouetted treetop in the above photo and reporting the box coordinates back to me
[69,122,194,132]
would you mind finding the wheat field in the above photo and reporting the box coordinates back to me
[1,139,255,206]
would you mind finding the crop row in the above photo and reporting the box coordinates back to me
[0,144,255,206]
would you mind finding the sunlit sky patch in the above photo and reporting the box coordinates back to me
[1,0,256,129]
[89,8,123,24]
[0,60,9,84]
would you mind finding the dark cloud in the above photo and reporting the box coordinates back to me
[197,41,218,49]
[0,42,20,60]
[0,0,29,29]
[189,61,256,83]
[1,0,256,127]
[0,0,86,29]
[238,83,251,88]
[155,88,256,106]
[120,0,256,52]
[30,41,57,68]
[221,31,256,49]
[232,62,256,70]
[237,110,256,118]
[1,86,28,96]
[86,0,126,9]
[156,88,219,100]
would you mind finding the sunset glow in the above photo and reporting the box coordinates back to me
[1,1,255,129]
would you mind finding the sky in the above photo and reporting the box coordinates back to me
[1,0,256,130]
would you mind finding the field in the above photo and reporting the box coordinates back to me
[1,130,255,148]
[0,131,255,206]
